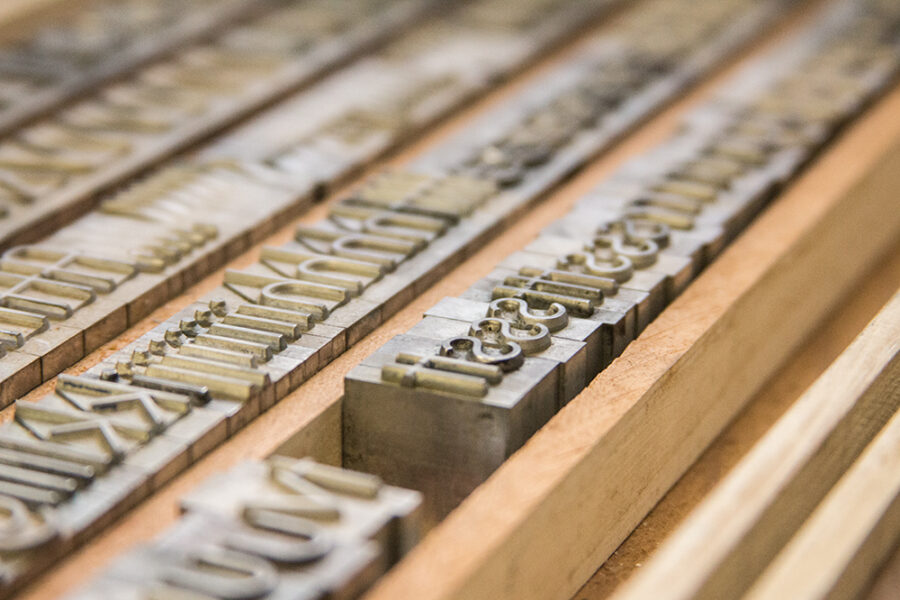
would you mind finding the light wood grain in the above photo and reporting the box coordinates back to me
[362,82,900,600]
[614,289,900,600]
[744,320,900,599]
[15,9,698,597]
[576,238,900,600]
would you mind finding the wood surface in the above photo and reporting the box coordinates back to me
[575,240,900,599]
[13,1,900,598]
[14,6,818,596]
[867,537,900,599]
[361,84,900,600]
[745,334,900,599]
[613,289,900,600]
[0,0,89,44]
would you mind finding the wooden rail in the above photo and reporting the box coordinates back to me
[363,84,900,600]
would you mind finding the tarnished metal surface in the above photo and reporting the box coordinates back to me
[70,457,422,600]
[0,0,811,591]
[4,0,899,595]
[0,0,629,407]
[343,0,900,522]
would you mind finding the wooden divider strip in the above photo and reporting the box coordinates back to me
[16,6,809,596]
[745,309,900,599]
[362,83,900,600]
[575,239,900,599]
[616,289,900,600]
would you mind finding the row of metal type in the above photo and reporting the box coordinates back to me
[195,0,614,187]
[0,0,788,595]
[68,457,424,600]
[0,0,778,402]
[0,0,271,136]
[342,0,900,522]
[0,0,436,249]
[0,0,623,407]
[55,1,900,596]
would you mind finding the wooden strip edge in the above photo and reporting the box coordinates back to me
[614,291,900,600]
[362,84,900,600]
[745,306,900,599]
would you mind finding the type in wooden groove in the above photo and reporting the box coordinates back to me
[361,83,900,600]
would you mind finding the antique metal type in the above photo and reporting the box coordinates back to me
[0,0,435,249]
[0,0,272,137]
[67,457,422,600]
[4,0,898,594]
[0,0,628,407]
[342,0,900,522]
[0,0,786,408]
[0,0,808,592]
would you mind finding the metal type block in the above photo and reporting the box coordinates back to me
[523,232,694,303]
[223,265,354,326]
[415,306,587,404]
[92,525,337,600]
[123,435,191,491]
[579,186,751,238]
[425,294,605,387]
[462,265,638,362]
[0,426,113,474]
[500,250,667,331]
[0,352,40,408]
[544,209,725,277]
[56,463,149,542]
[0,495,66,596]
[344,334,558,522]
[69,459,423,598]
[181,457,423,566]
[162,408,228,464]
[311,300,383,349]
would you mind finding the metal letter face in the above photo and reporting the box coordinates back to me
[419,302,587,404]
[20,0,900,595]
[342,0,900,542]
[0,372,220,595]
[69,457,422,600]
[0,0,533,409]
[180,456,423,566]
[461,264,636,367]
[344,328,559,523]
[0,495,62,586]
